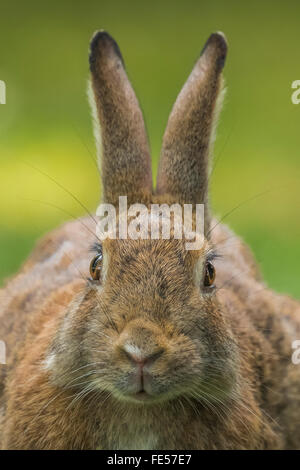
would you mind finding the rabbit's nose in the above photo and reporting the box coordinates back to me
[123,344,164,368]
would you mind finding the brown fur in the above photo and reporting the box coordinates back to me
[0,31,300,450]
[156,32,227,235]
[89,31,152,206]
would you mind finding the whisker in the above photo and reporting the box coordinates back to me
[211,117,236,176]
[21,197,100,244]
[23,161,98,225]
[207,187,278,239]
[71,123,98,170]
[95,292,119,334]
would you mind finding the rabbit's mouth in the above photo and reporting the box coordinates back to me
[132,390,151,401]
[110,364,176,404]
[118,367,165,403]
[110,364,195,405]
[117,388,171,404]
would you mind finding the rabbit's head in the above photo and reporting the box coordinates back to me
[46,31,239,406]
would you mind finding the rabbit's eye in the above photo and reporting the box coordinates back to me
[204,261,216,287]
[89,254,103,281]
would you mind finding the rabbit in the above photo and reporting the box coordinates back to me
[1,30,300,450]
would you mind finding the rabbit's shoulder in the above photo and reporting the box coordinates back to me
[0,217,94,319]
[213,221,300,366]
[0,218,95,395]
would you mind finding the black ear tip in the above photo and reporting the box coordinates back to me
[210,32,228,47]
[90,30,114,51]
[89,30,123,71]
[201,32,228,70]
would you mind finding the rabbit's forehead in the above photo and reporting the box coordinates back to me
[97,207,211,286]
[102,236,210,260]
[99,237,212,292]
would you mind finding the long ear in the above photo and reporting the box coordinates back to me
[156,32,227,234]
[89,31,152,205]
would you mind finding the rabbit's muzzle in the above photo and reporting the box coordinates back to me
[121,344,164,400]
[112,319,176,402]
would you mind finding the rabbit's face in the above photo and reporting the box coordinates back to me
[46,30,236,407]
[79,225,238,405]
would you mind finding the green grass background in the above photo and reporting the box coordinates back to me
[0,0,299,297]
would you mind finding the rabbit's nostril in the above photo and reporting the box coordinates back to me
[123,344,164,367]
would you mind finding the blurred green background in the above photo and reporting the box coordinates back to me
[0,0,299,297]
